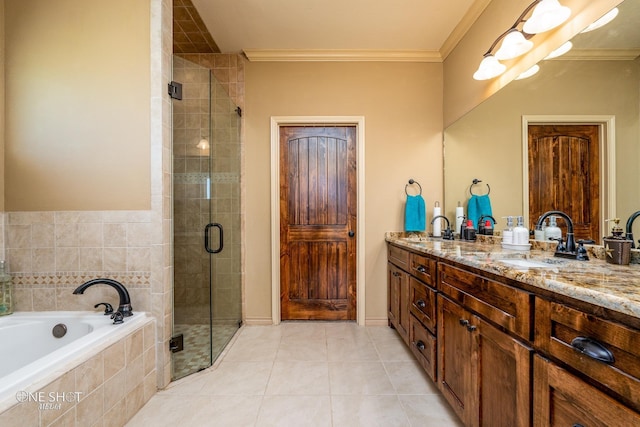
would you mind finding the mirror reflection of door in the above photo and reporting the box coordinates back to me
[279,125,357,321]
[528,124,600,241]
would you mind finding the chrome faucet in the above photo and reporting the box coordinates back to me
[73,278,133,317]
[625,210,640,249]
[431,215,454,240]
[535,210,586,260]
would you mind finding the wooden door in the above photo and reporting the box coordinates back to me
[528,125,600,241]
[280,126,357,320]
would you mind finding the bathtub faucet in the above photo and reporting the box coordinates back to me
[73,278,133,317]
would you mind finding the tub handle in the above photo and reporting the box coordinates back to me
[94,302,114,315]
[110,311,124,324]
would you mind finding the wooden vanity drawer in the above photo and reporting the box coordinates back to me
[409,253,437,286]
[438,262,532,340]
[388,244,410,271]
[409,314,437,381]
[409,276,437,333]
[534,355,640,426]
[535,298,640,411]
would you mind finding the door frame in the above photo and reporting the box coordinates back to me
[521,115,616,242]
[270,116,366,325]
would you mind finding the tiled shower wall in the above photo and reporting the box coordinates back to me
[172,53,243,326]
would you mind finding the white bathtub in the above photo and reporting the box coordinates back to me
[0,311,151,411]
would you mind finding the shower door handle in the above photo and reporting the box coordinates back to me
[204,223,224,254]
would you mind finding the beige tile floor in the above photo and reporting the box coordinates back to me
[127,322,464,427]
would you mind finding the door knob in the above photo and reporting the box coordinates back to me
[348,230,355,237]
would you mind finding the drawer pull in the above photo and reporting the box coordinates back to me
[459,319,470,327]
[415,265,428,274]
[392,272,401,277]
[572,424,585,427]
[416,299,426,309]
[570,336,615,364]
[415,340,426,351]
[466,325,477,332]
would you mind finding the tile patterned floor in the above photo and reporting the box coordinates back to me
[172,324,240,380]
[128,322,464,427]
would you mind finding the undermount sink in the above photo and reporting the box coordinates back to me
[498,259,562,269]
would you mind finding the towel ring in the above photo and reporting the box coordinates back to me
[405,179,422,196]
[470,179,490,196]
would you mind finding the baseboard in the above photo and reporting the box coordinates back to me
[365,318,389,326]
[243,317,274,326]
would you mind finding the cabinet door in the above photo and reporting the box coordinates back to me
[438,294,474,425]
[387,262,409,342]
[388,262,402,327]
[534,355,640,427]
[476,316,532,427]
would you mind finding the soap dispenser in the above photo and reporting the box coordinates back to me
[544,215,562,241]
[461,219,477,241]
[534,219,547,241]
[502,216,514,244]
[603,218,632,265]
[513,216,529,245]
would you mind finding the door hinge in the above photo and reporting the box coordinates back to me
[169,334,184,353]
[168,81,183,100]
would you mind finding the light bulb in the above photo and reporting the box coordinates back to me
[581,7,618,33]
[473,55,506,80]
[495,30,534,60]
[544,41,572,59]
[516,64,540,80]
[523,0,571,34]
[196,138,209,150]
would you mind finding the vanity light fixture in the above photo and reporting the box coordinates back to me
[495,29,534,60]
[544,41,572,59]
[473,0,572,81]
[581,7,619,33]
[515,64,540,80]
[522,0,571,34]
[473,54,507,80]
[196,138,210,150]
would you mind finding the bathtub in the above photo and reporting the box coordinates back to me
[0,311,155,418]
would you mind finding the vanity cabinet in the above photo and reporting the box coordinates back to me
[533,355,640,427]
[387,244,438,377]
[387,261,409,343]
[534,298,640,423]
[437,264,533,427]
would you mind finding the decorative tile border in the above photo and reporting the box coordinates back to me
[11,272,151,288]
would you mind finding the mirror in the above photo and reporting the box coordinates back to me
[443,0,640,243]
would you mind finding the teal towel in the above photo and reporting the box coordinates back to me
[405,194,426,232]
[467,194,493,229]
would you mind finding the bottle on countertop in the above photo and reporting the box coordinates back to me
[602,218,632,265]
[534,219,547,241]
[0,260,13,316]
[502,216,514,244]
[455,202,464,237]
[433,201,442,237]
[544,215,562,241]
[513,216,530,245]
[461,219,477,241]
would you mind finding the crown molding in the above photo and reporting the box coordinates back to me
[440,0,492,60]
[243,49,442,62]
[553,48,640,61]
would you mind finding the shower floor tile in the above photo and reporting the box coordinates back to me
[172,323,239,380]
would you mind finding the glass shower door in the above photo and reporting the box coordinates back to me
[171,55,241,380]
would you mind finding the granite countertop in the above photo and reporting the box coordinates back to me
[385,232,640,320]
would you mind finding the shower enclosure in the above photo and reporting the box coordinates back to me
[171,56,242,380]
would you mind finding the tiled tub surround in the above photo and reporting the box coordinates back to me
[3,211,153,314]
[386,232,640,320]
[0,313,156,427]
